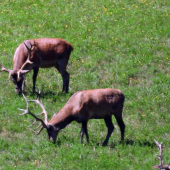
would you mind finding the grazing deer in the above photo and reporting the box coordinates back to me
[19,88,125,146]
[0,38,73,94]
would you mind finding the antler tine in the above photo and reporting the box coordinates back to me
[17,56,33,79]
[29,126,44,135]
[27,119,43,135]
[154,139,163,148]
[0,64,13,79]
[27,119,37,127]
[18,93,30,115]
[27,118,42,130]
[0,64,8,72]
[28,90,48,125]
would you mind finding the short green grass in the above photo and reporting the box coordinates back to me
[1,0,170,169]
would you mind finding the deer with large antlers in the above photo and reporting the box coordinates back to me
[19,88,125,146]
[0,38,73,94]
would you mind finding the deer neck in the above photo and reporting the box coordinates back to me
[48,105,74,130]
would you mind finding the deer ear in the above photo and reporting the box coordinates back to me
[24,40,36,51]
[24,40,32,50]
[33,41,37,46]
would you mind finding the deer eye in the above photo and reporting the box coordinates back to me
[12,77,16,83]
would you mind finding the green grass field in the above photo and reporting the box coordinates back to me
[1,0,170,169]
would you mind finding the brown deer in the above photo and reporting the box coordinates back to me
[0,38,73,94]
[19,88,125,146]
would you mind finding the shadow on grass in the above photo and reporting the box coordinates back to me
[125,138,155,148]
[22,89,74,100]
[37,138,156,149]
[109,138,156,149]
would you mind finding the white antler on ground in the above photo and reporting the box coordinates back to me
[153,139,170,170]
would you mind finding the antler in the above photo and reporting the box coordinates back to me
[18,91,48,135]
[17,41,37,79]
[0,64,10,72]
[0,64,14,79]
[28,90,48,125]
[153,139,170,170]
[154,139,164,168]
[17,59,32,80]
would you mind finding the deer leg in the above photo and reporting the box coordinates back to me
[55,61,69,93]
[103,116,114,146]
[61,71,69,93]
[32,67,39,92]
[80,122,89,143]
[115,115,125,141]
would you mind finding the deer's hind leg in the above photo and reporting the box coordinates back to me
[114,107,125,141]
[103,115,114,146]
[55,59,69,93]
[80,122,89,143]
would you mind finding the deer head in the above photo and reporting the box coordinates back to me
[0,64,24,93]
[18,91,59,142]
[0,41,37,94]
[13,41,37,93]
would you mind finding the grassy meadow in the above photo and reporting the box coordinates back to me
[0,0,170,169]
